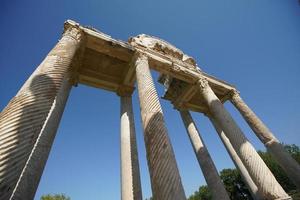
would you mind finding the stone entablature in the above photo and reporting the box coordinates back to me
[63,20,235,112]
[129,34,198,68]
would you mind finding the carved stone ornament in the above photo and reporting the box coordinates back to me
[63,20,83,41]
[197,77,209,90]
[229,89,240,99]
[129,34,197,67]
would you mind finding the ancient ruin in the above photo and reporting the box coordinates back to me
[0,20,299,200]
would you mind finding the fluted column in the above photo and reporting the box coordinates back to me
[230,90,300,189]
[209,117,263,200]
[134,54,186,200]
[120,95,143,200]
[197,78,290,200]
[0,22,83,200]
[179,110,230,200]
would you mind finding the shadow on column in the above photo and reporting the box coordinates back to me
[0,74,56,200]
[143,112,186,200]
[209,99,290,199]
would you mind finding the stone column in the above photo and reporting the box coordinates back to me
[179,110,230,200]
[209,117,263,200]
[197,78,290,200]
[0,22,83,200]
[134,54,186,200]
[230,90,300,189]
[120,95,143,200]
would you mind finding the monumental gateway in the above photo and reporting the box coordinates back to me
[0,20,299,200]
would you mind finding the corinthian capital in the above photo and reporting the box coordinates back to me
[197,77,209,91]
[63,20,84,42]
[229,89,240,100]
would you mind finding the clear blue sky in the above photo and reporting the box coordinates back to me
[1,1,300,199]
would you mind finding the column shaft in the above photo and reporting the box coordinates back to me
[120,96,143,200]
[210,117,263,200]
[180,110,230,200]
[0,24,82,200]
[198,78,290,200]
[135,54,186,200]
[230,91,300,189]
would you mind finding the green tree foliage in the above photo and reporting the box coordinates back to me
[40,194,70,200]
[188,144,300,200]
[284,144,300,163]
[258,150,296,192]
[189,185,212,200]
[220,169,252,200]
[258,144,300,197]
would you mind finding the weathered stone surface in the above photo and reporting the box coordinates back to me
[129,34,197,67]
[180,110,230,200]
[158,74,235,113]
[134,54,186,200]
[230,90,300,189]
[120,96,143,200]
[0,22,83,200]
[198,78,290,200]
[209,117,263,200]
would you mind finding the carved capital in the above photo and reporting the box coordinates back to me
[229,89,240,100]
[197,77,209,91]
[132,51,148,65]
[132,52,151,79]
[117,85,135,97]
[63,20,84,42]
